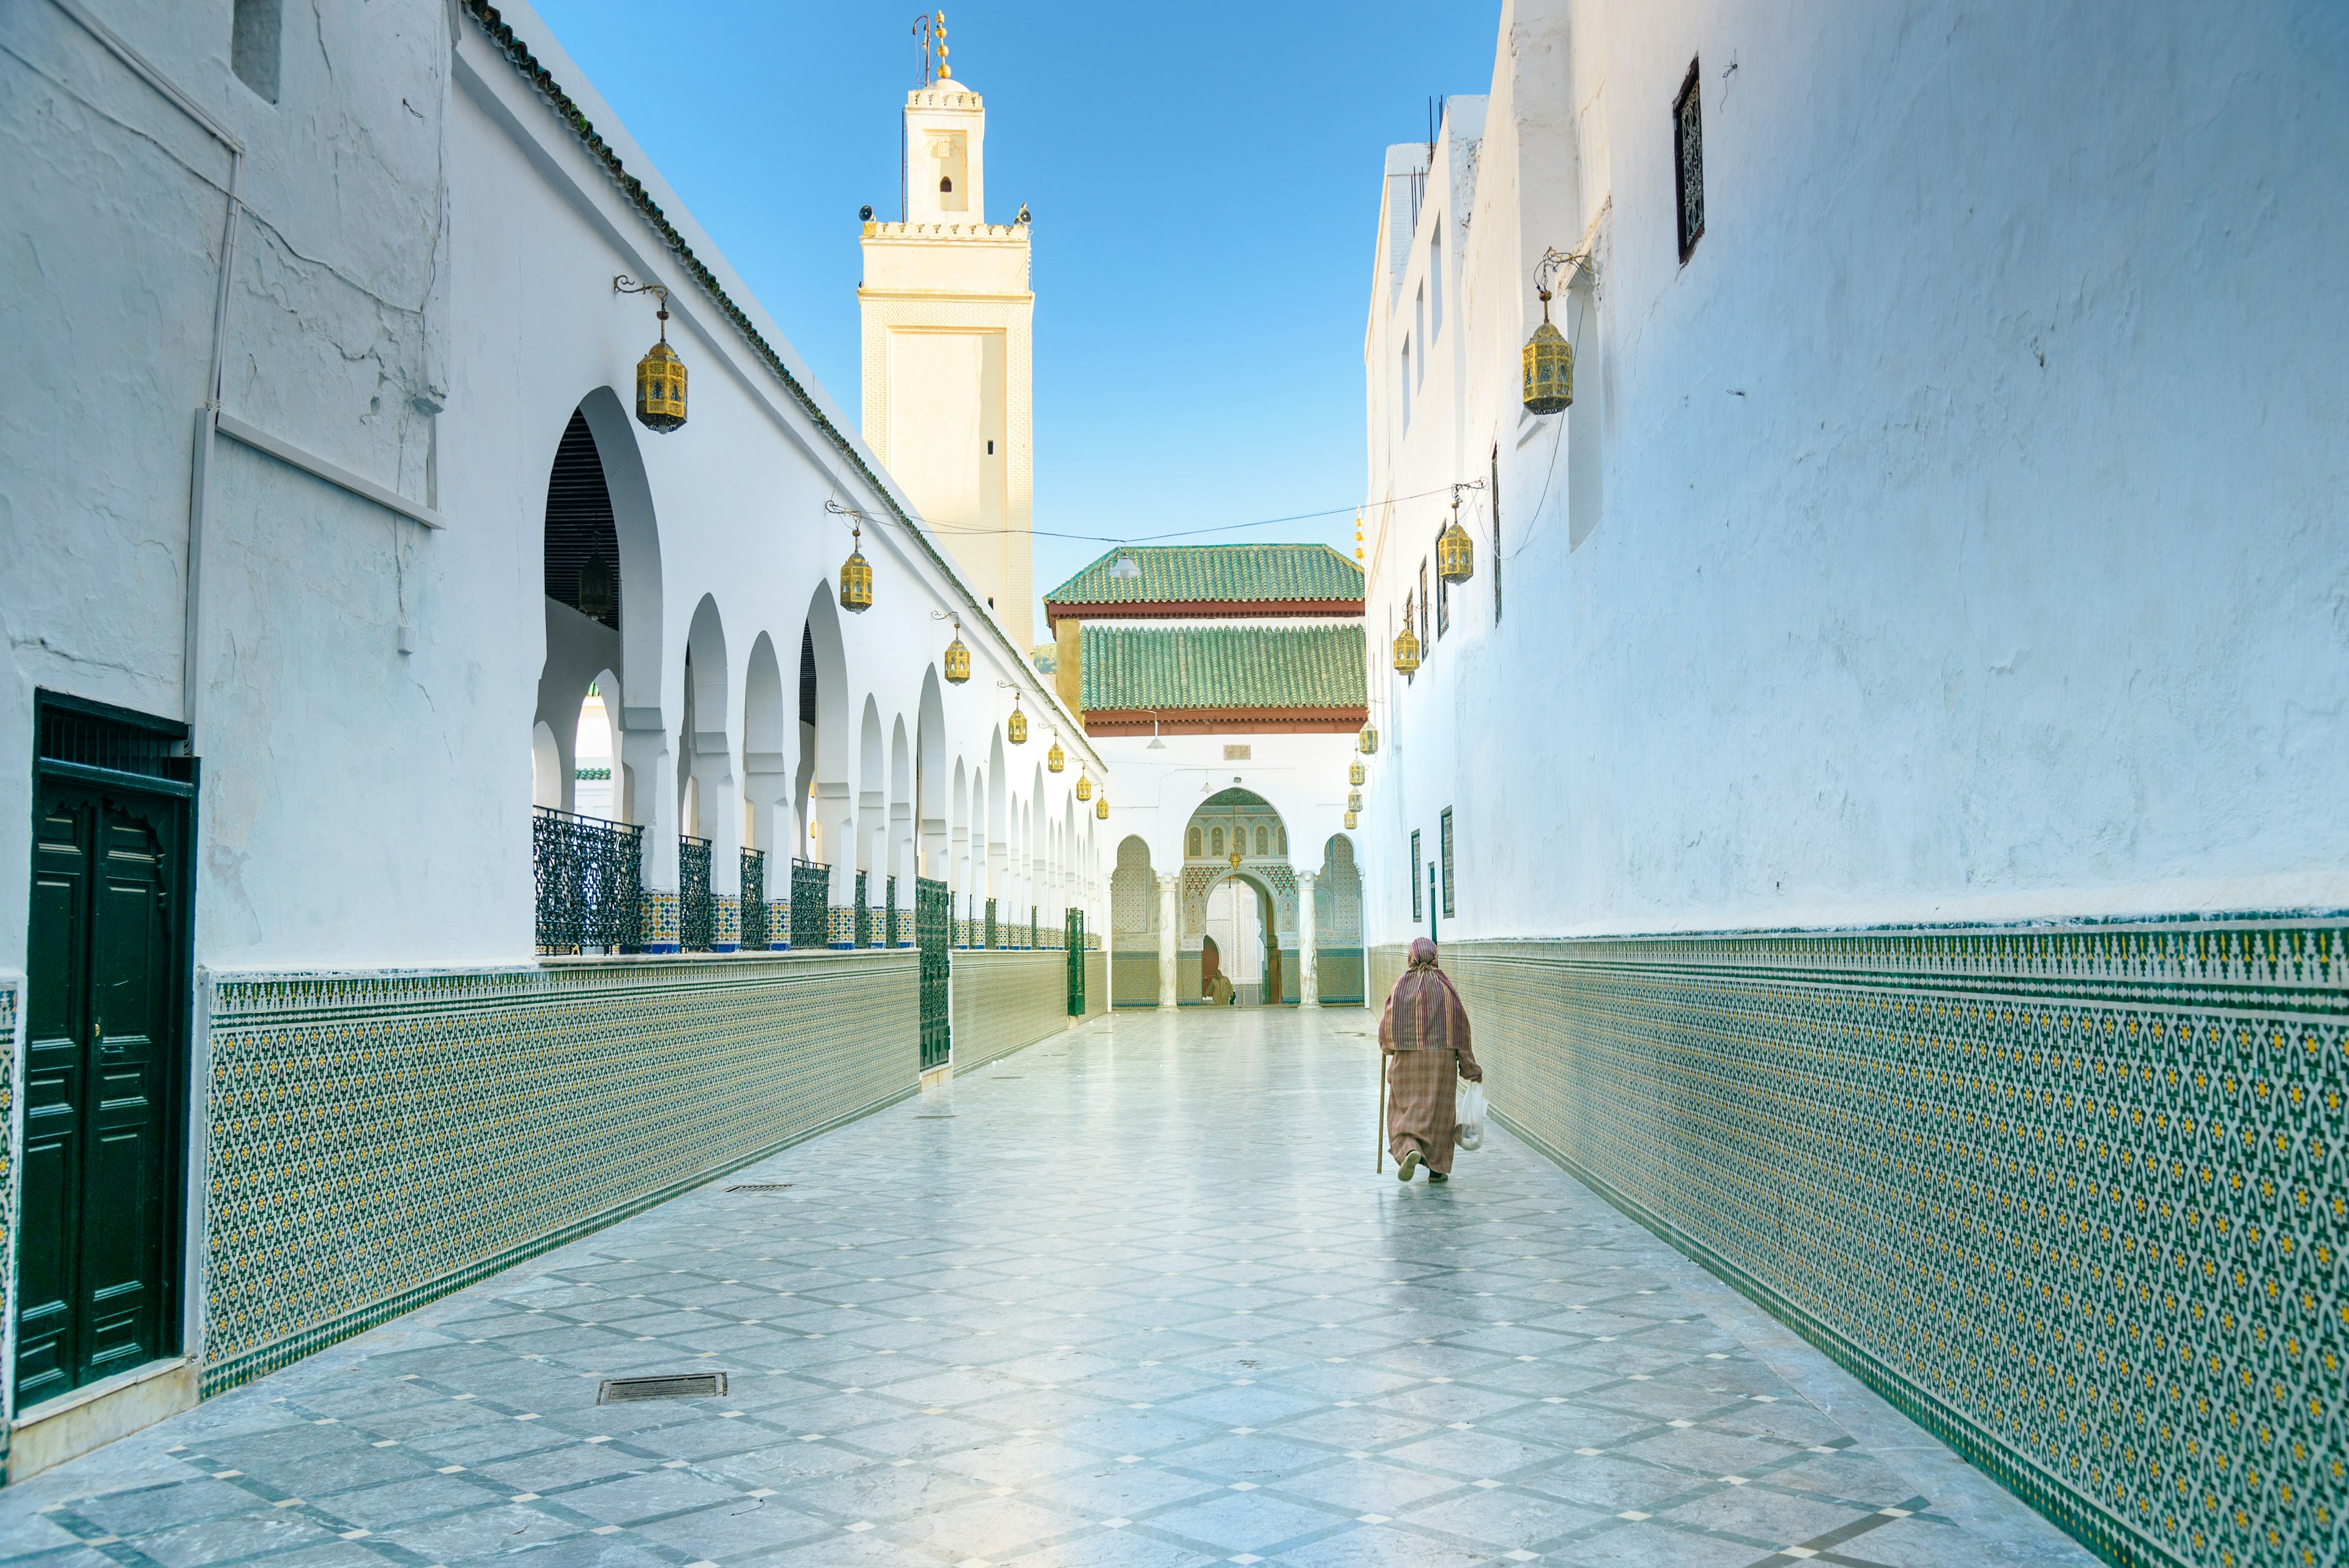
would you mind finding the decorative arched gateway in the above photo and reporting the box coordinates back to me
[1179,788,1297,1006]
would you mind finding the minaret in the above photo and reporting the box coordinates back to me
[859,14,1036,650]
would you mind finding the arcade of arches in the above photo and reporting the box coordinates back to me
[1109,789,1363,1008]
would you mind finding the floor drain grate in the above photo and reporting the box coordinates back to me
[913,1113,956,1120]
[599,1372,726,1403]
[725,1183,795,1192]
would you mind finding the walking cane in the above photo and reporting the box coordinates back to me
[1376,1042,1387,1173]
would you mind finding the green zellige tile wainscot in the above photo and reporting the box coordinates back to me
[949,950,1069,1071]
[201,951,916,1397]
[0,976,17,1462]
[1372,918,2347,1568]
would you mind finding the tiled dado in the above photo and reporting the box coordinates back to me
[1373,918,2348,1568]
[0,976,18,1455]
[199,950,918,1399]
[948,949,1069,1071]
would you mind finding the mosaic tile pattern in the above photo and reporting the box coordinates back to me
[641,890,680,952]
[1083,951,1108,1019]
[0,1008,2088,1568]
[200,952,919,1398]
[0,976,18,1456]
[949,951,1069,1071]
[1376,917,2349,1568]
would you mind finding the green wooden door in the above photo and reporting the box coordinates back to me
[1066,908,1085,1016]
[17,779,185,1406]
[916,877,950,1069]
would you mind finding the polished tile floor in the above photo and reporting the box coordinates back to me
[0,1007,2096,1568]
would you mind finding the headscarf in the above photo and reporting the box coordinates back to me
[1380,937,1471,1053]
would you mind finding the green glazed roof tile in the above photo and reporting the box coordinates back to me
[1045,544,1364,608]
[1080,624,1367,711]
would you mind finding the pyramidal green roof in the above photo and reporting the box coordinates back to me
[1045,544,1364,608]
[1080,624,1368,712]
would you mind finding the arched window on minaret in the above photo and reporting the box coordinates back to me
[940,176,953,193]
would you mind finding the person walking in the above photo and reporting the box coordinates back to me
[1379,937,1482,1182]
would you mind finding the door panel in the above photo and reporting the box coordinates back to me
[14,781,183,1403]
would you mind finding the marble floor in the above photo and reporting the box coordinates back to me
[0,1007,2096,1568]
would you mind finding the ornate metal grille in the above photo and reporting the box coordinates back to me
[678,834,714,951]
[790,858,828,949]
[985,897,998,950]
[885,874,899,947]
[1674,58,1704,263]
[1066,908,1086,1016]
[532,806,643,954]
[1440,806,1456,918]
[1410,830,1423,921]
[917,876,950,1069]
[854,870,870,948]
[1030,907,1039,951]
[741,848,768,950]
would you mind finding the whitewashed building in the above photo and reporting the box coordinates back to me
[1356,6,2348,1568]
[0,0,1105,1474]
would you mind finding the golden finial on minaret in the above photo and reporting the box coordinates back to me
[936,12,950,80]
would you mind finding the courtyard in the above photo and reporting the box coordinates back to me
[0,1011,2091,1568]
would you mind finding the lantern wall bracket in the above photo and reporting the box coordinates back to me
[612,274,669,305]
[1534,246,1597,296]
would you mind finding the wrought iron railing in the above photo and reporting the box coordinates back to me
[1030,906,1039,951]
[1066,908,1086,1015]
[885,874,899,947]
[533,806,642,954]
[917,875,949,1069]
[790,859,828,949]
[741,847,768,950]
[854,870,870,948]
[680,834,714,951]
[985,896,998,949]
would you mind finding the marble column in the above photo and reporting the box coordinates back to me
[1296,870,1319,1007]
[1157,871,1180,1008]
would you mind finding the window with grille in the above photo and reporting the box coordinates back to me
[1420,560,1433,647]
[1674,58,1704,264]
[1410,830,1423,921]
[1434,526,1450,636]
[1490,443,1502,623]
[1439,808,1455,917]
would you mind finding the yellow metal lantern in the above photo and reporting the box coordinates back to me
[1345,809,1357,830]
[839,518,874,612]
[1047,738,1065,773]
[1096,794,1109,820]
[1008,694,1028,745]
[1392,604,1421,675]
[1437,502,1474,584]
[1522,297,1572,414]
[617,277,686,433]
[1359,722,1379,756]
[1075,775,1092,801]
[1349,759,1365,787]
[1348,790,1363,813]
[943,632,970,683]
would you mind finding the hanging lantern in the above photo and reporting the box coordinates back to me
[1008,693,1028,745]
[1359,722,1379,756]
[1075,774,1092,801]
[1047,732,1066,773]
[1522,288,1573,414]
[1096,794,1109,820]
[1348,790,1364,813]
[839,518,874,612]
[576,554,616,623]
[617,278,688,433]
[1392,604,1421,675]
[943,631,970,683]
[1437,497,1475,584]
[1345,809,1357,829]
[1349,759,1365,787]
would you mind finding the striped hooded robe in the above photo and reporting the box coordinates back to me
[1379,938,1482,1173]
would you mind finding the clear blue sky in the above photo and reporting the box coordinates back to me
[533,0,1497,636]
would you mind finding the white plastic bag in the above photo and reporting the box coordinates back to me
[1455,1079,1486,1151]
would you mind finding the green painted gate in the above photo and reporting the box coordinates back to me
[917,876,951,1069]
[1066,908,1085,1016]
